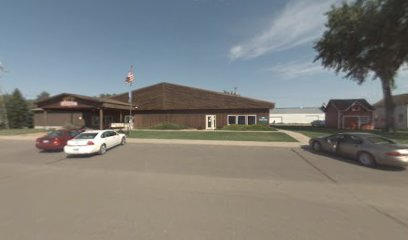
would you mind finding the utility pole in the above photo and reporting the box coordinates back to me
[0,63,9,129]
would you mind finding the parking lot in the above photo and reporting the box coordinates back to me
[1,139,408,240]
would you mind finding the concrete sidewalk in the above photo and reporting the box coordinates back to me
[277,129,310,145]
[0,130,310,148]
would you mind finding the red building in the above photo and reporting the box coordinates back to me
[322,99,374,130]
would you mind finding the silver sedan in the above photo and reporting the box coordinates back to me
[309,132,408,168]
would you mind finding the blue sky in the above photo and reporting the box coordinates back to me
[0,0,407,107]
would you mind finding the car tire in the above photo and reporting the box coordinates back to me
[121,137,126,145]
[99,144,107,155]
[312,141,321,152]
[358,152,376,167]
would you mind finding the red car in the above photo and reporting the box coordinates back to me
[36,129,84,151]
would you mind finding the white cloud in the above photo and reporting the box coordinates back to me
[266,61,328,79]
[229,0,337,60]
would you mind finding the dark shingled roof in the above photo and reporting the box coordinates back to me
[111,82,275,110]
[324,99,374,112]
[374,94,408,107]
[36,93,132,109]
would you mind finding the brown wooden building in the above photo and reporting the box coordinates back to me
[34,82,275,130]
[322,99,374,129]
[34,93,132,129]
[111,82,275,129]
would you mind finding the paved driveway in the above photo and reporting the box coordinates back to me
[0,140,407,240]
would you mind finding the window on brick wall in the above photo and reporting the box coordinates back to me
[227,115,257,125]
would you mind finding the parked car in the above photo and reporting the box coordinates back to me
[64,130,126,156]
[311,120,325,127]
[36,129,84,151]
[309,132,408,168]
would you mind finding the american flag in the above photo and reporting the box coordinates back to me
[125,65,135,84]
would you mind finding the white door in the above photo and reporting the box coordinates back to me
[205,115,216,130]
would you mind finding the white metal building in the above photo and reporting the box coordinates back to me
[269,107,325,125]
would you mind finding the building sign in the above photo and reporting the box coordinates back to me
[60,97,78,107]
[258,116,269,124]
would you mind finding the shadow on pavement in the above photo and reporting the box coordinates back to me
[299,145,406,172]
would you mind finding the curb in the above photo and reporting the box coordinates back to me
[126,138,302,148]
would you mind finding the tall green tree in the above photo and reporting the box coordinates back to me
[36,91,50,102]
[314,0,408,131]
[5,89,29,128]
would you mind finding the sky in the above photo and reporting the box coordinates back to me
[0,0,407,107]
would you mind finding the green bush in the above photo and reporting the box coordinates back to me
[149,122,186,130]
[221,124,276,131]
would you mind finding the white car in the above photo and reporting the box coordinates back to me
[64,130,126,155]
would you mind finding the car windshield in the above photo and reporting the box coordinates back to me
[75,133,98,139]
[47,131,63,137]
[365,136,396,144]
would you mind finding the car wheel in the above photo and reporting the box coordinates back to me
[358,152,376,167]
[99,144,107,155]
[312,141,321,152]
[121,137,126,145]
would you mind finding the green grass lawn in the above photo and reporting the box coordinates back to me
[0,128,45,136]
[276,126,408,144]
[128,130,297,142]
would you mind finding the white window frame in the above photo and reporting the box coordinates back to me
[342,115,371,129]
[227,115,257,125]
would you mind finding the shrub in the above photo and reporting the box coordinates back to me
[221,124,276,131]
[150,122,186,130]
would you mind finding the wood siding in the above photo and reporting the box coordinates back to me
[133,109,269,129]
[325,105,373,129]
[34,109,127,129]
[325,105,339,129]
[34,111,85,127]
[112,82,275,110]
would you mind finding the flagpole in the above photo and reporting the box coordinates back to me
[128,65,134,133]
[129,81,132,131]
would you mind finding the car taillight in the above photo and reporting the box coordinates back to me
[87,141,95,145]
[385,151,402,157]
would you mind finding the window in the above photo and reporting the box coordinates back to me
[351,104,361,111]
[104,116,113,125]
[248,116,256,125]
[238,116,246,125]
[360,116,369,124]
[47,130,63,137]
[344,135,363,144]
[228,116,236,125]
[227,115,257,125]
[91,116,99,126]
[75,133,98,139]
[68,130,80,137]
[124,115,133,123]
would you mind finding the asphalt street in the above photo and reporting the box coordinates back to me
[0,140,408,240]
